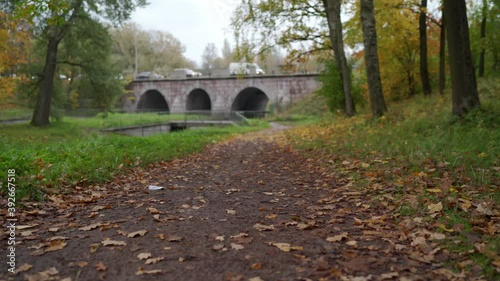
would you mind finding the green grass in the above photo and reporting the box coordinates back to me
[282,76,499,278]
[0,115,268,201]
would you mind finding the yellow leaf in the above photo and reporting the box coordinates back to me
[427,202,443,214]
[437,224,454,233]
[425,188,442,193]
[270,242,291,252]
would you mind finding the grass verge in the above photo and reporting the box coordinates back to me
[0,116,268,201]
[283,80,499,279]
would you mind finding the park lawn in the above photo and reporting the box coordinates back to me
[0,114,268,201]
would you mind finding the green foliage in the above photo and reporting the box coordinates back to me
[315,60,344,112]
[315,59,365,113]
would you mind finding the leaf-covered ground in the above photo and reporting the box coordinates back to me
[1,126,498,281]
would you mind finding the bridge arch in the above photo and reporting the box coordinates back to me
[231,87,269,117]
[137,90,169,112]
[186,89,211,111]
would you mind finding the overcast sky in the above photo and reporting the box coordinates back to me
[130,0,237,67]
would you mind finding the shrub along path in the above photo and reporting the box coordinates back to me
[2,126,495,281]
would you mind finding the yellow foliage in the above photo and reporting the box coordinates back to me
[0,12,31,109]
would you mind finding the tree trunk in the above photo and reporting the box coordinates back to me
[419,0,432,95]
[443,0,480,116]
[322,0,355,117]
[360,0,387,117]
[30,0,83,127]
[31,36,59,127]
[478,0,487,77]
[439,8,446,95]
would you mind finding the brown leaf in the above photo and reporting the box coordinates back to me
[253,223,275,231]
[147,207,162,214]
[95,261,107,271]
[17,263,33,273]
[145,257,164,265]
[45,240,67,252]
[136,267,163,275]
[101,239,126,246]
[127,230,148,238]
[251,263,262,270]
[271,242,291,252]
[75,261,88,268]
[78,223,102,231]
[326,232,349,242]
[137,253,152,260]
[427,202,443,214]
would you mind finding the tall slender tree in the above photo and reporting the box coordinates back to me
[443,0,480,116]
[439,8,446,95]
[360,0,387,117]
[322,0,355,116]
[478,0,488,77]
[419,0,432,95]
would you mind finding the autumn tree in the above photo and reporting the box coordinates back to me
[110,23,192,78]
[231,0,358,116]
[443,0,480,116]
[11,0,148,127]
[0,10,30,109]
[360,0,387,117]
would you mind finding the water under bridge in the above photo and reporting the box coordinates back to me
[125,74,320,116]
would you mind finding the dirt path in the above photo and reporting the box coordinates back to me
[3,129,461,281]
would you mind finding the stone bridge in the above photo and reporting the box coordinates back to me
[125,74,320,114]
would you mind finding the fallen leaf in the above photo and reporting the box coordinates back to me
[428,202,443,214]
[346,240,357,247]
[102,239,126,246]
[127,230,148,238]
[137,253,152,260]
[231,243,245,250]
[265,214,278,219]
[253,223,275,231]
[45,240,67,252]
[326,232,349,242]
[89,243,100,253]
[226,209,236,215]
[215,235,225,241]
[23,267,58,280]
[145,257,164,265]
[75,261,88,268]
[136,267,163,275]
[425,188,442,193]
[17,263,33,273]
[249,277,264,281]
[95,261,107,271]
[147,207,162,214]
[78,223,102,231]
[251,263,262,270]
[271,242,291,252]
